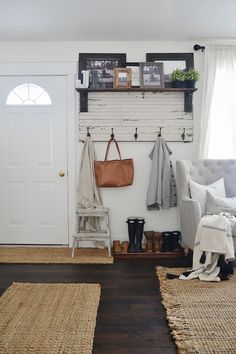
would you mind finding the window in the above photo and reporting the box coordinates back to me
[6,84,52,105]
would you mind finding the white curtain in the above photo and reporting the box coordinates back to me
[199,45,236,158]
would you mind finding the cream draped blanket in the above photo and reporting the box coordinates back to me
[77,137,103,232]
[180,213,236,282]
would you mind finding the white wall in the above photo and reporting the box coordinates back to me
[0,41,205,242]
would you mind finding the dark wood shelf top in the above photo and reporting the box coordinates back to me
[113,250,185,259]
[76,87,197,93]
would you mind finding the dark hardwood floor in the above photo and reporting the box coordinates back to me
[0,256,192,354]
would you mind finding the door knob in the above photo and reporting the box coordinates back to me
[58,170,65,177]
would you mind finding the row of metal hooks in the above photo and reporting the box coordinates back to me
[86,127,187,141]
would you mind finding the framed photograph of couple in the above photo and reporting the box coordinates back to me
[78,53,126,88]
[146,53,194,87]
[140,62,164,88]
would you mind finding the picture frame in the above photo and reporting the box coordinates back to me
[79,53,126,88]
[139,62,164,88]
[125,62,140,87]
[146,53,194,87]
[113,68,132,88]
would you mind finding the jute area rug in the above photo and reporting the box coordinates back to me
[0,282,100,354]
[157,266,236,354]
[0,247,113,264]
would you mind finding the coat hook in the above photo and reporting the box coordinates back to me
[87,127,91,137]
[111,128,115,139]
[134,128,138,141]
[158,127,162,137]
[181,128,186,141]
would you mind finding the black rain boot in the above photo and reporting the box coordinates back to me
[161,231,172,252]
[135,217,145,253]
[126,217,136,253]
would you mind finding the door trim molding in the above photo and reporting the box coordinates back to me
[0,63,76,246]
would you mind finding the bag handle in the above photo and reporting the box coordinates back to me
[104,138,122,161]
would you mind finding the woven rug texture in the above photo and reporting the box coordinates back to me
[0,282,100,354]
[157,266,236,354]
[0,247,113,264]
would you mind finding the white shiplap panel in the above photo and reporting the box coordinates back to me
[80,111,192,119]
[79,91,193,142]
[79,119,193,128]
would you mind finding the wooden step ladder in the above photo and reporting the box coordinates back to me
[72,208,111,257]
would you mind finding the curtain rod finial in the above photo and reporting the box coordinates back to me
[193,44,205,52]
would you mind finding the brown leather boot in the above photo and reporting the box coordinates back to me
[153,232,162,252]
[113,240,122,254]
[144,231,153,253]
[121,241,129,254]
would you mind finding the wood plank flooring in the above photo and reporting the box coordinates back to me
[0,256,192,354]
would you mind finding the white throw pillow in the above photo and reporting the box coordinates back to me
[206,190,236,215]
[189,178,226,216]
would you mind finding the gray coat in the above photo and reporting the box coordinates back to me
[146,136,177,210]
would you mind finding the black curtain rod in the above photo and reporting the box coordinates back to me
[193,44,205,52]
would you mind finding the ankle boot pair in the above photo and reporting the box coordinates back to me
[171,231,182,251]
[161,231,182,252]
[144,231,161,253]
[113,240,129,254]
[126,217,145,253]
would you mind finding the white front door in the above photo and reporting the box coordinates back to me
[0,76,68,244]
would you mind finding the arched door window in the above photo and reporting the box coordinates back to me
[6,83,52,105]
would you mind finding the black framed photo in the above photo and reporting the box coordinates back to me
[79,53,126,88]
[146,53,194,87]
[140,62,164,88]
[125,62,140,87]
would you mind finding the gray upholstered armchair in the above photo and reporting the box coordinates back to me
[176,159,236,250]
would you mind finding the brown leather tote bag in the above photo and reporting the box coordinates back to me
[94,139,134,187]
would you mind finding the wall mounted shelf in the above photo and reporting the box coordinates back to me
[76,87,197,113]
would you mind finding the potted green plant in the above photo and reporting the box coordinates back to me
[185,68,200,88]
[170,69,186,88]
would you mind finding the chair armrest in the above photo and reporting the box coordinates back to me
[179,197,201,250]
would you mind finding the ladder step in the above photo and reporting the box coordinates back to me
[76,208,109,216]
[73,233,110,238]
